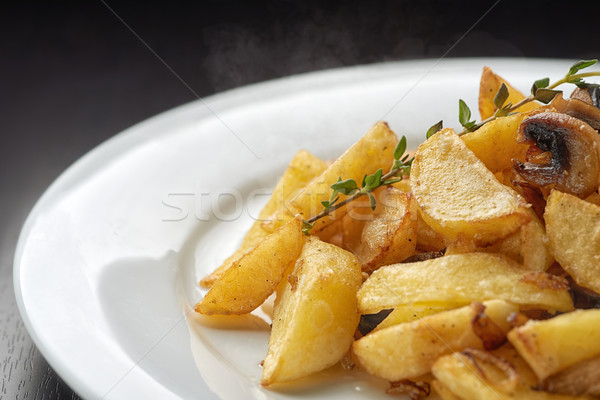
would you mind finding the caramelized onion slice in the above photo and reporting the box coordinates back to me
[513,112,600,198]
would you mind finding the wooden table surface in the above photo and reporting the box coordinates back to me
[1,1,596,398]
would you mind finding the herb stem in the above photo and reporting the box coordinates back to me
[306,167,405,224]
[457,71,600,136]
[547,71,600,89]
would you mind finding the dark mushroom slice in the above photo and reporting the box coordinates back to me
[552,93,600,130]
[570,86,600,108]
[512,112,600,198]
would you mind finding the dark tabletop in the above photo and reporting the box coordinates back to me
[1,1,597,398]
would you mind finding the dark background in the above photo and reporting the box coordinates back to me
[1,1,598,398]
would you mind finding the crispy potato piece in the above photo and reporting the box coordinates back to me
[357,253,573,314]
[433,344,545,399]
[461,112,530,173]
[374,304,456,331]
[352,300,517,381]
[479,66,540,119]
[391,178,412,192]
[540,354,600,397]
[545,190,600,293]
[343,186,417,271]
[416,206,446,252]
[410,129,530,245]
[200,150,327,287]
[432,349,594,400]
[432,380,463,400]
[448,208,553,271]
[289,121,397,231]
[391,177,445,252]
[508,309,600,380]
[585,191,600,207]
[480,208,553,271]
[195,217,306,315]
[261,237,362,386]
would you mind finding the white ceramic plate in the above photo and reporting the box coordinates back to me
[14,59,575,399]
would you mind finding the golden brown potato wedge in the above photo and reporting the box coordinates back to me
[432,380,463,400]
[432,349,595,400]
[200,150,327,287]
[461,112,530,173]
[410,128,531,245]
[374,304,456,331]
[585,191,600,207]
[447,208,553,272]
[289,121,397,231]
[342,186,417,271]
[195,217,306,315]
[539,354,600,397]
[352,300,517,381]
[479,66,540,120]
[544,190,600,294]
[390,177,446,252]
[357,253,573,315]
[261,237,362,386]
[508,309,600,380]
[415,213,446,252]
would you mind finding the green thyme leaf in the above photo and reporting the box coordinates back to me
[494,103,513,118]
[382,178,402,185]
[363,169,383,192]
[321,200,330,209]
[302,220,314,236]
[331,178,359,196]
[426,120,443,139]
[394,136,407,160]
[493,83,510,110]
[534,88,562,104]
[368,192,376,210]
[458,99,472,126]
[575,81,600,89]
[531,77,550,95]
[567,77,583,85]
[567,59,598,77]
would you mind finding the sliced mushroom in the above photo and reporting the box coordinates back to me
[553,93,600,130]
[570,86,600,108]
[512,112,600,198]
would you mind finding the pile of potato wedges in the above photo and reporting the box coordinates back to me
[195,67,600,399]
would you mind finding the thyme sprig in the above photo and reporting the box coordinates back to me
[426,59,600,138]
[302,136,413,235]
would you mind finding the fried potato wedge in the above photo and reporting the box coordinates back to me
[200,150,327,287]
[289,121,397,231]
[261,237,362,386]
[415,211,446,252]
[374,304,456,331]
[343,186,417,271]
[544,190,600,294]
[357,253,573,314]
[539,354,600,397]
[389,177,446,252]
[195,217,306,315]
[461,112,530,173]
[432,380,463,400]
[479,66,540,120]
[508,309,600,380]
[448,208,553,272]
[432,349,595,400]
[410,129,530,245]
[352,300,517,381]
